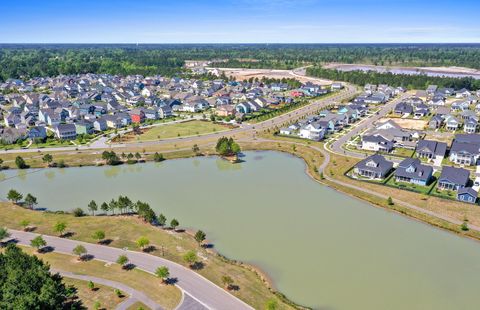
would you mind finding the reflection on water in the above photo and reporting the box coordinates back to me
[193,159,201,168]
[104,166,121,178]
[44,171,55,180]
[17,170,28,181]
[215,158,242,171]
[0,172,5,182]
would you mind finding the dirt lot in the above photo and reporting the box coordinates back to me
[380,117,427,130]
[212,67,332,85]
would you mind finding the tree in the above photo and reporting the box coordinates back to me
[183,250,198,267]
[15,156,28,169]
[0,227,10,244]
[72,245,87,260]
[155,266,170,283]
[7,189,22,203]
[88,281,95,291]
[24,193,38,209]
[100,202,109,214]
[136,236,150,251]
[461,221,469,231]
[20,219,30,231]
[215,137,241,156]
[0,244,81,309]
[387,197,394,205]
[53,221,67,237]
[192,144,200,154]
[92,230,105,243]
[170,219,179,230]
[42,154,53,166]
[194,230,206,245]
[116,255,129,268]
[30,235,47,252]
[87,200,98,216]
[153,152,165,162]
[109,199,117,215]
[221,275,234,290]
[157,213,167,227]
[135,152,141,160]
[0,158,3,168]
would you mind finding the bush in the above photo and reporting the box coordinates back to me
[72,208,85,217]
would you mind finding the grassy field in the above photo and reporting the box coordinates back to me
[123,120,230,142]
[17,246,181,310]
[63,278,125,310]
[0,203,297,310]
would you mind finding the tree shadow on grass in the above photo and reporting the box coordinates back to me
[191,262,204,270]
[39,246,55,254]
[80,254,94,262]
[143,245,156,253]
[165,277,178,285]
[98,239,113,245]
[62,232,76,238]
[122,263,136,271]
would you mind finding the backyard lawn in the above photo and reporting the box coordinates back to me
[132,120,230,141]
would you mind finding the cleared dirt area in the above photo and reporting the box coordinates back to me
[212,67,332,85]
[380,117,427,130]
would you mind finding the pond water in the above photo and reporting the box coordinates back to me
[1,151,480,310]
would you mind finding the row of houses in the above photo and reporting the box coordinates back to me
[353,154,478,204]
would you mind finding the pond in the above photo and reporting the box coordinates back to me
[1,151,480,310]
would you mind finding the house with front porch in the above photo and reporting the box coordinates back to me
[415,140,447,159]
[394,158,433,186]
[437,166,470,191]
[353,154,393,180]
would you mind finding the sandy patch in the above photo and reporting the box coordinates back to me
[381,117,427,130]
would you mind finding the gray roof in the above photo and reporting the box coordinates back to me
[355,154,393,175]
[395,158,433,182]
[439,166,470,186]
[416,140,447,157]
[457,187,478,198]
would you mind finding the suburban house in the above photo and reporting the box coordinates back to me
[394,102,413,116]
[75,120,94,135]
[55,124,77,140]
[27,126,47,140]
[361,135,394,152]
[428,115,444,129]
[445,115,461,131]
[464,118,478,134]
[437,166,470,191]
[394,158,433,186]
[415,140,447,159]
[353,154,393,180]
[457,187,478,204]
[449,134,480,165]
[130,109,145,123]
[299,122,326,141]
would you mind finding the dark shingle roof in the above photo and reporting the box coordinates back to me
[439,166,470,186]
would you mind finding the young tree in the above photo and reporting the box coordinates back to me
[72,245,87,260]
[0,227,10,243]
[109,199,117,215]
[387,197,394,205]
[53,221,67,237]
[134,152,141,160]
[87,200,98,216]
[15,156,28,169]
[7,189,23,204]
[30,235,47,252]
[157,213,167,227]
[92,230,105,243]
[221,275,234,290]
[116,255,129,268]
[192,144,200,154]
[170,219,179,231]
[136,236,150,251]
[88,281,95,291]
[42,154,53,166]
[194,230,206,246]
[155,266,170,283]
[24,193,38,209]
[20,219,30,231]
[265,299,278,310]
[183,250,198,268]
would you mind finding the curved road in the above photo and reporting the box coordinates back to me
[54,269,162,310]
[10,229,252,310]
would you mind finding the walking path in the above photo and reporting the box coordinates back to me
[10,230,253,310]
[53,269,162,310]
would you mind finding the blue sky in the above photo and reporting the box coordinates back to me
[1,0,479,43]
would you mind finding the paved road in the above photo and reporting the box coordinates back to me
[53,269,162,310]
[10,230,252,310]
[329,93,411,159]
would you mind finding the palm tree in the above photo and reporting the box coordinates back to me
[155,266,170,283]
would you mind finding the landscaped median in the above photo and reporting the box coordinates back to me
[0,202,303,310]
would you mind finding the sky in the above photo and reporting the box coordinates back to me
[1,0,479,43]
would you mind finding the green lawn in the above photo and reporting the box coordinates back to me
[134,121,230,141]
[385,174,437,195]
[63,278,125,310]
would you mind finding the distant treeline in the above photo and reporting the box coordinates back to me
[306,66,480,90]
[2,44,480,81]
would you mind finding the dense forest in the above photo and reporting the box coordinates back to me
[306,66,480,90]
[1,44,480,82]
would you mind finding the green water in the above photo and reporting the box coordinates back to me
[1,151,480,310]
